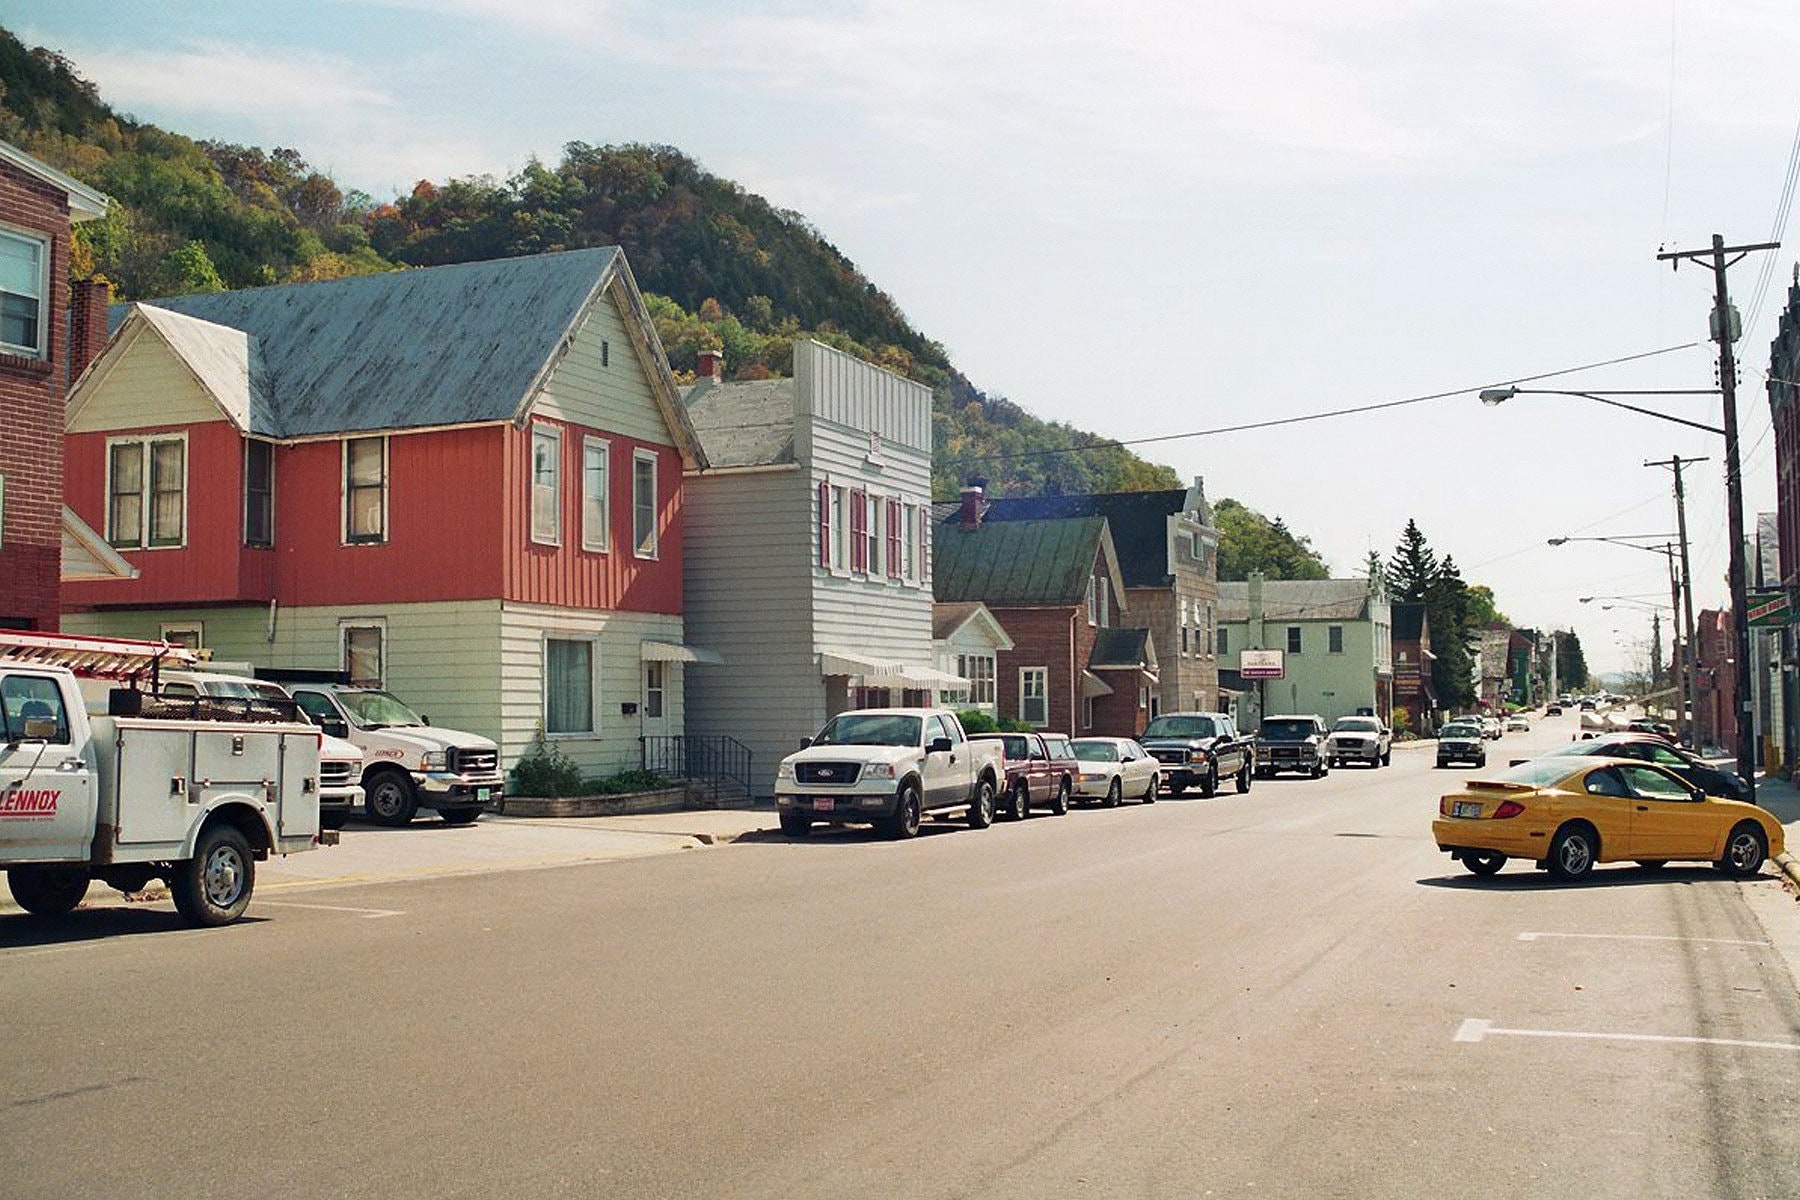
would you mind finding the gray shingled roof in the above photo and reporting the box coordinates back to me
[934,517,1107,607]
[1217,579,1372,622]
[684,377,796,467]
[1089,626,1154,669]
[106,248,626,439]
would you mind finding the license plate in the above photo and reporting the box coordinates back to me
[1453,801,1483,818]
[476,788,491,803]
[813,797,835,812]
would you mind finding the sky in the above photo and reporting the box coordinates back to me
[15,0,1800,678]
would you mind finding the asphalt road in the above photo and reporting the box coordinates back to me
[4,714,1798,1199]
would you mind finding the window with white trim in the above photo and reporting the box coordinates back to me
[849,490,868,573]
[341,622,385,687]
[0,229,46,358]
[1086,576,1098,626]
[531,424,561,545]
[159,623,202,650]
[885,498,902,580]
[344,436,387,544]
[107,435,186,549]
[1081,694,1095,730]
[957,653,996,705]
[545,636,595,734]
[865,496,881,577]
[644,661,665,719]
[582,436,610,551]
[244,439,274,548]
[902,504,918,580]
[632,450,658,558]
[1020,667,1048,727]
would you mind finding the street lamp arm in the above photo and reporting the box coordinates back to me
[1481,387,1725,435]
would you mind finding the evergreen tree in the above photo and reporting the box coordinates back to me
[1388,521,1477,709]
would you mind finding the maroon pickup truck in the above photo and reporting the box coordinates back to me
[969,731,1077,820]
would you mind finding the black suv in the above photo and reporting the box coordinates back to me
[1255,715,1330,779]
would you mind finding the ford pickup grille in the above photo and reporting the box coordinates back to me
[319,760,355,787]
[452,748,499,776]
[797,762,862,785]
[1148,748,1190,765]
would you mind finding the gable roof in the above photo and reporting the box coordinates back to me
[0,140,108,220]
[949,489,1208,588]
[932,601,1016,649]
[1089,626,1156,670]
[934,516,1115,608]
[87,249,702,462]
[1217,579,1374,622]
[684,376,796,467]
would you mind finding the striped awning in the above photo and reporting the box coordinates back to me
[640,640,724,665]
[819,651,967,689]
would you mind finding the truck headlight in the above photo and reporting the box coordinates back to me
[864,763,896,779]
[776,761,796,780]
[421,751,448,772]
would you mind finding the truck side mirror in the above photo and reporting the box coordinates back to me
[323,718,350,739]
[21,717,58,742]
[798,736,812,749]
[929,737,954,754]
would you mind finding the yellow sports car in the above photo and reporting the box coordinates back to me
[1433,756,1784,880]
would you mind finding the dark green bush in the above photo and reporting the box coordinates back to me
[509,725,584,797]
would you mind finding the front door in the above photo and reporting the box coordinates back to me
[0,671,96,861]
[1617,764,1720,861]
[642,662,671,740]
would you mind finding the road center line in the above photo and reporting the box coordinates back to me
[1455,1017,1800,1052]
[1517,931,1770,946]
[254,900,403,918]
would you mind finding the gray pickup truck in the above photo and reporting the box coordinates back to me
[774,708,1005,839]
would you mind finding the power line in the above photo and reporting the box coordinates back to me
[957,343,1702,465]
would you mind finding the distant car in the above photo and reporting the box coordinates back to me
[1256,714,1331,779]
[969,731,1077,818]
[1480,716,1503,740]
[1069,737,1160,806]
[1326,715,1391,768]
[1545,702,1563,715]
[1578,699,1597,712]
[1437,720,1487,769]
[1541,734,1753,802]
[1433,755,1782,880]
[1505,714,1530,733]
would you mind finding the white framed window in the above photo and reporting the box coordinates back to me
[885,498,903,580]
[106,434,187,549]
[644,661,665,719]
[830,486,847,571]
[1328,625,1345,654]
[1086,576,1098,626]
[340,620,385,687]
[344,436,388,544]
[1020,667,1048,727]
[1098,577,1110,626]
[1081,694,1094,730]
[0,228,47,358]
[1205,603,1215,658]
[957,653,996,705]
[244,439,274,548]
[582,436,610,551]
[531,424,561,545]
[632,449,658,558]
[159,622,202,650]
[902,504,918,581]
[864,495,881,577]
[545,635,596,735]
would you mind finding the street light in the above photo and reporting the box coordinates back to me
[1479,387,1724,435]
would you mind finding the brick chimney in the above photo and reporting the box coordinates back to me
[68,277,111,386]
[695,349,723,383]
[960,479,986,530]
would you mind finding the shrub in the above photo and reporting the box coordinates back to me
[957,710,1036,734]
[582,769,675,795]
[509,725,584,797]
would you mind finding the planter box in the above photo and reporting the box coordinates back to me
[497,786,688,819]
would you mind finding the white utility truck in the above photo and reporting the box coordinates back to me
[0,632,331,925]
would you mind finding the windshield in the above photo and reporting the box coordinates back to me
[1141,715,1217,739]
[1259,719,1316,740]
[200,678,289,701]
[1545,739,1696,766]
[1441,723,1481,738]
[812,713,922,748]
[336,689,425,727]
[1071,739,1119,762]
[1332,718,1380,733]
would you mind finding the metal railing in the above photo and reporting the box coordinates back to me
[639,734,754,807]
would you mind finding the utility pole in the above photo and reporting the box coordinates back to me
[1647,455,1706,749]
[1649,611,1663,700]
[1657,234,1779,792]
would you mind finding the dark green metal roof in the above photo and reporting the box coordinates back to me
[933,516,1105,607]
[1089,626,1153,668]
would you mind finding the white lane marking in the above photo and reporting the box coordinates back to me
[1518,931,1771,946]
[255,900,402,918]
[1455,1017,1800,1052]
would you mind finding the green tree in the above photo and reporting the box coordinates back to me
[1388,520,1477,710]
[164,240,224,292]
[1215,498,1330,581]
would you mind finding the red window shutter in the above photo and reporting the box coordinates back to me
[886,499,902,578]
[818,481,831,567]
[850,491,867,572]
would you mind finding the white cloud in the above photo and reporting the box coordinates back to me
[345,0,623,44]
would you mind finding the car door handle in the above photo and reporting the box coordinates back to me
[1636,805,1649,812]
[58,759,86,772]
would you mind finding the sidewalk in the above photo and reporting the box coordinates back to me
[1752,773,1800,889]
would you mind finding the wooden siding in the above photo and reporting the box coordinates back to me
[66,324,220,434]
[498,602,686,777]
[529,290,675,448]
[793,340,933,460]
[681,467,823,796]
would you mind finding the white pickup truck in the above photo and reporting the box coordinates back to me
[0,656,328,926]
[774,708,1005,839]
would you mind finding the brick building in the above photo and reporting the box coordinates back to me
[0,141,109,630]
[1694,607,1737,753]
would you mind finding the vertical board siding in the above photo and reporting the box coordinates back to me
[796,340,933,452]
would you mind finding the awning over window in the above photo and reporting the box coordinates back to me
[640,639,724,665]
[819,651,967,689]
[1080,669,1115,699]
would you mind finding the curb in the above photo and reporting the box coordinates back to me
[1778,852,1800,890]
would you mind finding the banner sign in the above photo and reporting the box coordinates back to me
[1239,649,1285,679]
[1748,590,1790,628]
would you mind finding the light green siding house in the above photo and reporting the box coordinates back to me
[1218,576,1393,729]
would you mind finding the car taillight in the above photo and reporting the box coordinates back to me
[1493,800,1525,819]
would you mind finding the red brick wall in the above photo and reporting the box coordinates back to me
[0,159,75,630]
[991,606,1100,735]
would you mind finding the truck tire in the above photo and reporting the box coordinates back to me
[438,805,483,826]
[1008,780,1031,821]
[365,770,419,826]
[886,782,923,840]
[1199,767,1217,798]
[778,811,812,838]
[967,778,996,829]
[1236,762,1253,793]
[7,865,90,917]
[1050,777,1071,816]
[321,810,349,831]
[171,824,256,926]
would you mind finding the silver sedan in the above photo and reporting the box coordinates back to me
[1070,737,1160,807]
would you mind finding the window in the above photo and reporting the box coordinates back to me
[886,499,903,580]
[865,497,881,577]
[601,339,610,368]
[1087,576,1098,626]
[1287,626,1303,654]
[918,514,931,584]
[0,673,69,744]
[849,490,868,573]
[106,436,186,549]
[831,486,846,570]
[341,623,384,687]
[1205,604,1215,657]
[344,437,387,544]
[1098,577,1110,626]
[159,623,201,650]
[902,504,918,580]
[545,637,595,734]
[957,653,996,705]
[582,437,610,551]
[244,440,273,548]
[632,450,658,557]
[0,230,45,357]
[1182,625,1190,654]
[1328,625,1344,654]
[1218,627,1229,656]
[817,481,831,568]
[531,424,561,545]
[1081,695,1094,730]
[1020,667,1049,727]
[644,661,664,719]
